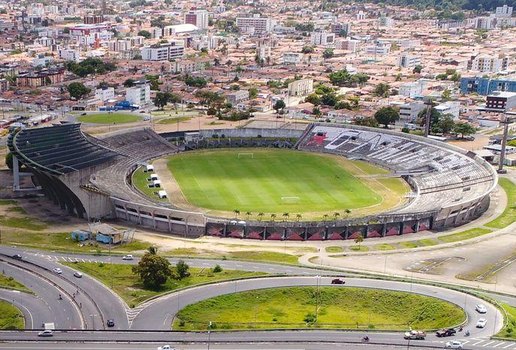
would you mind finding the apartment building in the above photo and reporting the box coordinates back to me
[486,91,516,110]
[282,52,304,65]
[336,38,359,52]
[460,77,516,95]
[311,31,335,47]
[331,22,351,36]
[141,41,184,61]
[16,69,65,88]
[466,54,510,73]
[399,53,421,68]
[236,15,272,36]
[184,10,209,30]
[399,80,427,98]
[399,101,426,122]
[226,90,250,105]
[366,41,391,55]
[495,5,513,18]
[288,79,314,97]
[94,87,115,102]
[126,81,151,106]
[435,101,460,119]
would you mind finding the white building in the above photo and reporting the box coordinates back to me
[399,53,421,68]
[184,10,209,30]
[58,48,81,62]
[171,59,210,74]
[466,54,510,73]
[366,41,391,56]
[94,87,115,102]
[356,11,366,20]
[311,31,335,47]
[282,52,304,65]
[379,15,395,27]
[399,101,426,122]
[141,41,184,61]
[288,79,314,96]
[236,15,272,35]
[495,5,513,18]
[399,80,427,98]
[126,81,151,106]
[336,38,359,52]
[435,101,461,119]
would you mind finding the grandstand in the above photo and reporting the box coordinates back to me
[7,122,497,241]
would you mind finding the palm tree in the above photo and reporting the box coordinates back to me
[257,212,264,221]
[233,209,240,219]
[296,214,302,222]
[245,211,252,219]
[270,213,276,222]
[333,212,340,220]
[282,212,289,221]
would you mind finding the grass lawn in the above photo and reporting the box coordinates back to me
[375,243,396,251]
[325,246,344,253]
[157,117,192,124]
[497,303,516,340]
[485,178,515,229]
[0,273,31,293]
[77,112,141,124]
[417,239,439,246]
[131,166,169,202]
[166,249,300,265]
[0,199,17,205]
[349,245,369,252]
[174,287,465,331]
[0,231,149,254]
[398,241,419,249]
[65,262,268,307]
[0,301,24,329]
[0,216,47,231]
[166,149,402,218]
[439,228,493,243]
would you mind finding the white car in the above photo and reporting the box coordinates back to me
[73,271,83,278]
[475,304,487,314]
[157,346,174,350]
[52,267,63,274]
[122,255,134,260]
[445,340,464,349]
[38,330,53,337]
[476,318,487,328]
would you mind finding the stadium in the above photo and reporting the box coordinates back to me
[7,122,497,241]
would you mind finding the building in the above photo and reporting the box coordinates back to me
[126,81,151,106]
[356,11,366,20]
[311,31,335,47]
[399,101,426,122]
[366,41,391,56]
[162,24,199,37]
[399,53,421,69]
[282,52,304,65]
[460,77,516,95]
[378,15,395,27]
[226,90,250,105]
[58,48,81,62]
[16,69,64,88]
[331,22,351,36]
[466,54,510,73]
[486,91,516,110]
[434,101,461,119]
[236,15,272,36]
[94,87,115,102]
[336,38,359,52]
[495,5,513,18]
[184,10,209,30]
[83,15,104,24]
[288,79,314,97]
[141,41,184,61]
[171,59,209,73]
[399,80,427,98]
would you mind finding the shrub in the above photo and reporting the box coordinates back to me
[213,264,223,273]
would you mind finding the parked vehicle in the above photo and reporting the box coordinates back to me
[331,278,345,284]
[476,318,487,328]
[38,330,53,337]
[445,340,464,349]
[475,304,487,314]
[404,330,426,340]
[436,328,456,337]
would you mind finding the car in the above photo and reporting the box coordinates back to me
[122,255,134,260]
[52,267,63,274]
[445,340,464,349]
[106,319,115,327]
[73,271,83,278]
[38,330,53,337]
[476,318,487,328]
[12,254,22,260]
[476,304,487,314]
[157,345,174,350]
[331,278,345,284]
[436,328,456,337]
[404,330,426,340]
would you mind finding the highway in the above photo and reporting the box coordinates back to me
[0,246,510,349]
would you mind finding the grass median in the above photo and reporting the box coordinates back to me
[0,301,24,329]
[64,261,268,307]
[174,286,466,331]
[0,273,31,293]
[485,178,515,229]
[497,303,516,340]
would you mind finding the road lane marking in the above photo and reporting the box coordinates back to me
[473,340,486,345]
[493,342,506,348]
[483,341,496,347]
[503,343,514,348]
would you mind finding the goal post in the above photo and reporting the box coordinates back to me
[281,196,300,204]
[237,152,254,159]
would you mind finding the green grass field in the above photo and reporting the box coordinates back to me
[174,287,465,331]
[0,301,24,329]
[0,274,30,293]
[167,149,404,218]
[77,112,141,124]
[485,178,515,229]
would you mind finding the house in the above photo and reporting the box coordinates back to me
[71,230,90,242]
[90,223,123,245]
[226,90,250,105]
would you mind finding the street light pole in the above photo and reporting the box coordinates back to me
[207,321,212,350]
[498,112,509,174]
[315,275,321,322]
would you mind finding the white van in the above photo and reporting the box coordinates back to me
[158,190,167,199]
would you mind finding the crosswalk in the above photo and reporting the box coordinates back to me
[434,338,516,349]
[33,253,103,264]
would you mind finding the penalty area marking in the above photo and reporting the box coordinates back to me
[281,196,300,203]
[237,152,254,158]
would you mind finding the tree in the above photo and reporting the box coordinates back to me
[454,122,476,139]
[354,234,364,249]
[154,92,170,110]
[184,75,207,88]
[257,212,264,221]
[273,100,286,114]
[67,82,91,100]
[138,30,151,39]
[312,107,322,118]
[441,89,452,101]
[132,251,172,289]
[322,48,334,59]
[437,114,456,134]
[305,93,321,106]
[320,93,338,107]
[249,87,258,99]
[413,65,423,74]
[301,45,314,54]
[175,260,190,280]
[354,116,379,128]
[374,106,400,128]
[373,83,391,98]
[233,209,240,218]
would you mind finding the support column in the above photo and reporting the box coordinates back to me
[12,156,20,190]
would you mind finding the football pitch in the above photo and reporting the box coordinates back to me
[166,149,406,218]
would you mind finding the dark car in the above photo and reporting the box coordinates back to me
[12,254,22,260]
[106,319,115,327]
[436,328,457,337]
[331,278,345,284]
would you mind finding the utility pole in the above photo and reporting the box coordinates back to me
[498,112,510,174]
[424,98,433,137]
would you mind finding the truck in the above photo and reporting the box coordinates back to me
[404,330,426,340]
